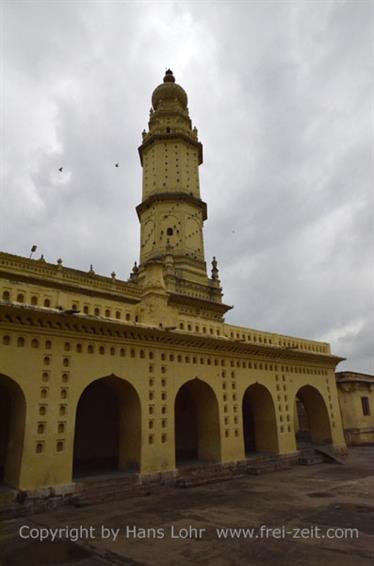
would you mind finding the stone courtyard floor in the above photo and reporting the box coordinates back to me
[0,446,373,565]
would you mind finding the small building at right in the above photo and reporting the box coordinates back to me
[336,371,374,446]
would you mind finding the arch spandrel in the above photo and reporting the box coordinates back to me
[69,371,143,413]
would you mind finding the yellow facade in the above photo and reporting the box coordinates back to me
[336,372,374,445]
[0,70,346,492]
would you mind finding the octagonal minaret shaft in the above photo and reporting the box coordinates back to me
[137,70,208,283]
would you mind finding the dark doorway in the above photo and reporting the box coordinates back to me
[295,385,332,448]
[0,375,26,487]
[295,398,312,446]
[242,384,279,455]
[73,377,140,478]
[0,384,11,482]
[175,379,220,466]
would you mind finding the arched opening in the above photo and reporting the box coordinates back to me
[0,375,26,487]
[73,376,141,478]
[294,398,311,445]
[175,379,221,466]
[242,383,279,455]
[294,385,332,448]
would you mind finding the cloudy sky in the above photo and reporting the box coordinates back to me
[1,0,372,373]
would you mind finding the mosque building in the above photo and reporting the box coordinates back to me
[0,70,347,494]
[336,372,374,446]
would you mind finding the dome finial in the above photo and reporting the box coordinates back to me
[152,70,187,110]
[164,69,175,83]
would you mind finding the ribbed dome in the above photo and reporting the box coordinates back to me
[151,70,188,110]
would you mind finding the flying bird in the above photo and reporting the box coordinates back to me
[58,167,63,172]
[115,163,119,168]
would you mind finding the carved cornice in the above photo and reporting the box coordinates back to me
[0,303,343,366]
[336,371,374,384]
[136,192,207,221]
[224,323,332,356]
[338,382,373,393]
[168,292,232,315]
[0,252,141,303]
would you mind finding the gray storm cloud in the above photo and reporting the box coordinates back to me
[1,0,372,372]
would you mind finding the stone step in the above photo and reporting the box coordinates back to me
[176,472,233,488]
[75,474,138,492]
[245,459,292,475]
[0,488,19,519]
[0,448,343,512]
[75,483,138,499]
[0,487,17,506]
[299,454,325,465]
[315,446,346,464]
[72,475,141,506]
[75,483,137,499]
[175,462,236,488]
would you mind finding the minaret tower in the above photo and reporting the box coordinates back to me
[137,70,227,312]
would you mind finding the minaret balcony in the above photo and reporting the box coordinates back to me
[136,192,207,221]
[138,132,203,166]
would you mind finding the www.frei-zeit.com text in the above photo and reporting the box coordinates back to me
[19,524,359,542]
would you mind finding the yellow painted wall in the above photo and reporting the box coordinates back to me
[0,318,345,490]
[337,376,374,445]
